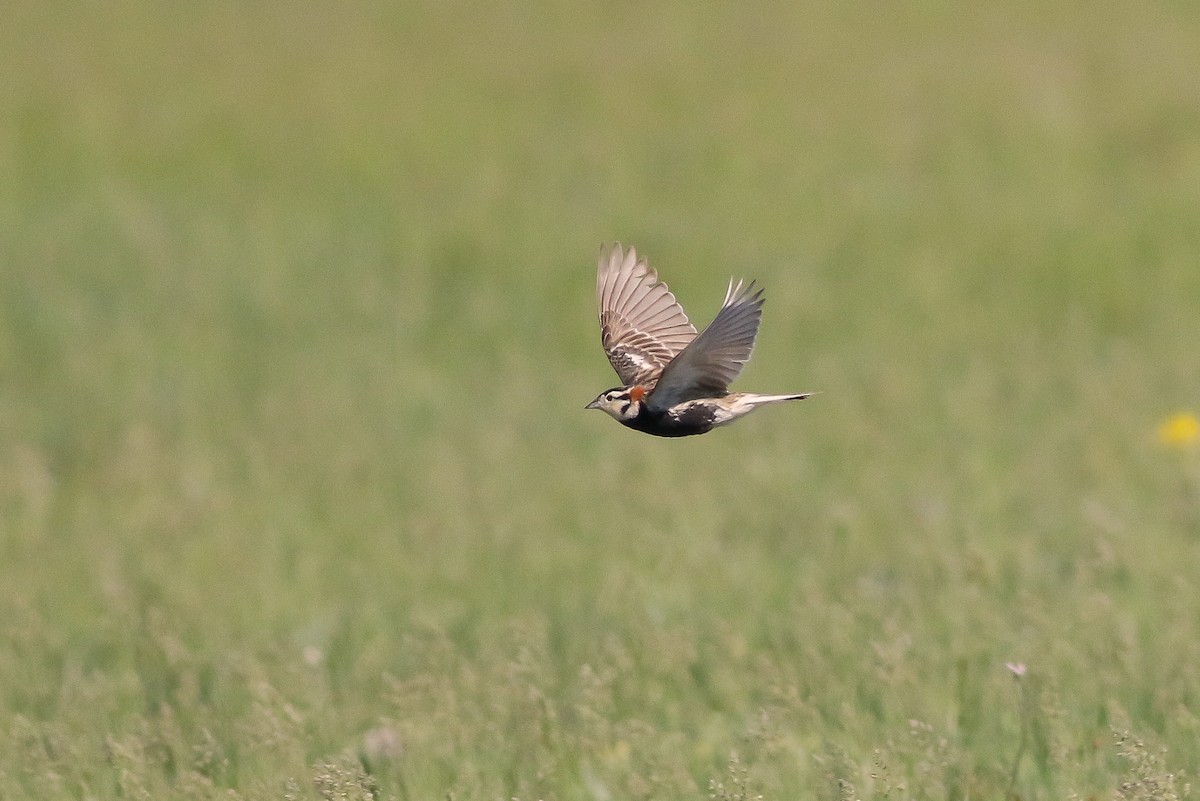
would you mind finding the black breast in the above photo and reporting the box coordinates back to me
[621,404,716,438]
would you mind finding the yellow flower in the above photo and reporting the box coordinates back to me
[1159,412,1200,448]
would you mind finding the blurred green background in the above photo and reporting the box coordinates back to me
[2,2,1199,799]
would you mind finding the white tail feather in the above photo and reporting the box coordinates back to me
[738,392,812,406]
[699,391,812,429]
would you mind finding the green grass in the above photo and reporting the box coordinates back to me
[3,1,1200,798]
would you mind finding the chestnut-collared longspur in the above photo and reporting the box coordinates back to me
[585,243,810,437]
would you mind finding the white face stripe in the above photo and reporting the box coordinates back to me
[591,389,641,422]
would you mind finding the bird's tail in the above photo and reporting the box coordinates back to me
[711,392,813,429]
[738,392,813,406]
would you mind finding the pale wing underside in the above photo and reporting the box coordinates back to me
[597,243,697,386]
[646,279,765,410]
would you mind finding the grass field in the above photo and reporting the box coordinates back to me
[3,2,1200,798]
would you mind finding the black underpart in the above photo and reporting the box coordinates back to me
[621,403,717,438]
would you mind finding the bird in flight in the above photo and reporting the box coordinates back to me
[586,243,810,437]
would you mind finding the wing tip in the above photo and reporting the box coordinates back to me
[724,277,765,308]
[598,241,625,271]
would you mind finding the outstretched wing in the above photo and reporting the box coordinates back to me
[645,279,764,409]
[597,243,697,386]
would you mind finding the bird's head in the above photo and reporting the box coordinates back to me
[585,385,647,421]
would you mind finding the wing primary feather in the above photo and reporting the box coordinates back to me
[595,243,699,387]
[644,275,767,409]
